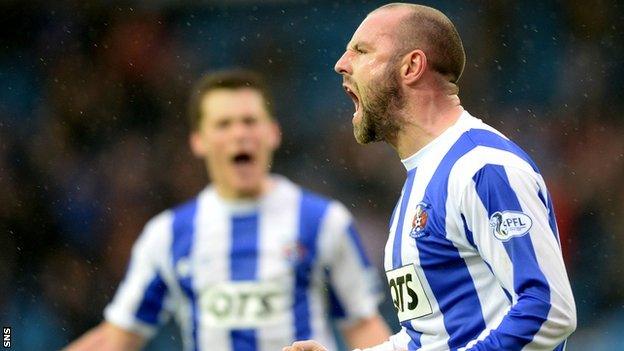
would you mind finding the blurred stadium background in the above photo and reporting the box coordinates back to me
[1,0,622,350]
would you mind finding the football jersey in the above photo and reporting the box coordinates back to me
[382,111,575,350]
[104,176,381,351]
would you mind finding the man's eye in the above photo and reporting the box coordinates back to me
[354,45,366,54]
[243,116,258,125]
[216,120,230,129]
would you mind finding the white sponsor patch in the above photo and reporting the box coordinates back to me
[489,210,533,241]
[199,280,290,328]
[386,264,432,322]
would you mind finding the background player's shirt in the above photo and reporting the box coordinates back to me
[383,111,576,351]
[104,176,381,351]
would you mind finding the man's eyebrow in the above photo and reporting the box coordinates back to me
[346,41,372,51]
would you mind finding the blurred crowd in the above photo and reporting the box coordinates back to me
[1,1,623,350]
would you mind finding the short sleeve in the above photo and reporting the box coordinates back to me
[318,202,383,324]
[104,212,174,337]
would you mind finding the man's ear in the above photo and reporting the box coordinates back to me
[269,121,282,151]
[189,131,207,158]
[401,49,427,85]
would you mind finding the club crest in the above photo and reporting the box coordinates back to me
[283,241,307,264]
[409,202,430,238]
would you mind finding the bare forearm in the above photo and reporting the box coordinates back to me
[64,322,146,351]
[343,315,392,350]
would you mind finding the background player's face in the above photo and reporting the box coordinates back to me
[190,88,280,198]
[334,9,406,144]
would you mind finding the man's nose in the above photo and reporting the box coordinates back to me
[232,121,250,139]
[334,51,351,75]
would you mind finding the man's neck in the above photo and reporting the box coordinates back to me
[388,94,463,159]
[213,176,275,201]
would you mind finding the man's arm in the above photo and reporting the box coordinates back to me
[63,322,146,351]
[459,164,576,350]
[318,202,391,348]
[284,328,409,351]
[64,212,174,350]
[342,315,392,350]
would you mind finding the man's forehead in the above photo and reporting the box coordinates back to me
[200,88,266,117]
[350,8,408,45]
[202,88,262,106]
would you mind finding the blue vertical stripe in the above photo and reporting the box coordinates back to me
[388,199,400,231]
[538,189,561,245]
[294,191,330,340]
[230,214,260,280]
[393,168,416,269]
[230,213,260,351]
[417,133,487,349]
[394,168,422,349]
[554,340,567,351]
[324,268,347,319]
[473,164,551,349]
[135,272,168,325]
[347,223,371,268]
[405,327,422,351]
[461,214,512,303]
[460,213,477,249]
[172,199,199,351]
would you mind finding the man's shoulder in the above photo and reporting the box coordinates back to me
[143,192,203,236]
[281,178,350,219]
[169,189,204,213]
[459,126,539,174]
[442,120,541,198]
[274,175,333,206]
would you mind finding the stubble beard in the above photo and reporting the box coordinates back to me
[353,68,404,144]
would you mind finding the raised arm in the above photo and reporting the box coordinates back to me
[459,164,576,350]
[63,322,146,351]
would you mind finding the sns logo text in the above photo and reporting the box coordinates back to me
[3,327,10,348]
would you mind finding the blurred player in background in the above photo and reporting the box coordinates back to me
[285,3,576,351]
[65,69,390,351]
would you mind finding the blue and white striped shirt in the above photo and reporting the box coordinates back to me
[104,176,381,351]
[382,111,575,351]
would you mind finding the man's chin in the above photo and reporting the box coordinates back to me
[354,131,373,144]
[353,124,380,144]
[228,173,267,198]
[231,183,264,199]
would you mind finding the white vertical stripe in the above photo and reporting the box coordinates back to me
[401,143,453,349]
[256,180,300,351]
[448,147,525,347]
[317,202,379,321]
[307,199,336,350]
[195,189,232,351]
[448,147,537,300]
[505,166,576,350]
[309,265,335,349]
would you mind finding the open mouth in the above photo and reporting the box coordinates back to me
[343,85,360,116]
[232,152,254,165]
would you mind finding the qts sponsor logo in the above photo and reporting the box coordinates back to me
[199,281,290,328]
[386,264,432,322]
